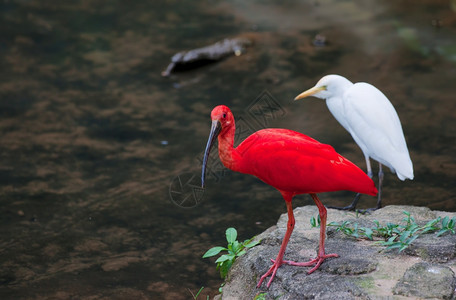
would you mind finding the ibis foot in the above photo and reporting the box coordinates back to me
[257,259,283,289]
[280,253,339,274]
[257,253,339,288]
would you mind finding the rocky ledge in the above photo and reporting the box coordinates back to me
[216,205,456,299]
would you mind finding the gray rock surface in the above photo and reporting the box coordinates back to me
[393,262,455,299]
[217,205,456,299]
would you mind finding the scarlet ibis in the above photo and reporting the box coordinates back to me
[295,75,413,211]
[201,105,377,288]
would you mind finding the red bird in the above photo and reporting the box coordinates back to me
[201,105,377,288]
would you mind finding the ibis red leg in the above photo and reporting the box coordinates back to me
[280,193,338,273]
[257,193,295,288]
[257,193,338,288]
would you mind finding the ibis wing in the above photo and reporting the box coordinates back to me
[237,129,376,195]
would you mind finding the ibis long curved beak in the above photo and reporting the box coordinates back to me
[294,86,325,100]
[201,120,222,188]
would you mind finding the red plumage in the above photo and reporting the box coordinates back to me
[235,129,377,195]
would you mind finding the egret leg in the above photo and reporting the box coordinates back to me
[375,163,384,209]
[326,193,361,211]
[355,162,382,214]
[280,194,338,273]
[257,193,295,288]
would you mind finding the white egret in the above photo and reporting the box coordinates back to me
[295,74,413,211]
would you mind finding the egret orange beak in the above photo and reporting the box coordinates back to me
[294,86,326,100]
[201,120,222,188]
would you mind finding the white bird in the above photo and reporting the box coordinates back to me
[294,74,413,211]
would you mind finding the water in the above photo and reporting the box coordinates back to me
[0,0,455,299]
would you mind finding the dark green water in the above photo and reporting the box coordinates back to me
[0,0,455,299]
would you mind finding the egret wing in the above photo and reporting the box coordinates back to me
[343,83,413,177]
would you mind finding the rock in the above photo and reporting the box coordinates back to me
[217,205,456,299]
[393,262,456,299]
[404,233,456,263]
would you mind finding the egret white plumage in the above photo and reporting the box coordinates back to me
[295,74,413,211]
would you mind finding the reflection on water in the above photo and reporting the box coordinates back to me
[0,0,455,299]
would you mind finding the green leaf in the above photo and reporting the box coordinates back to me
[219,259,233,278]
[386,243,402,250]
[215,254,234,263]
[436,229,448,237]
[407,234,419,245]
[399,231,411,242]
[425,217,440,228]
[244,239,261,248]
[226,227,237,244]
[310,215,321,228]
[352,223,359,238]
[236,250,246,257]
[449,218,455,227]
[421,227,434,234]
[363,227,373,240]
[310,216,317,227]
[202,246,227,258]
[254,292,267,300]
[194,286,204,298]
[231,240,241,253]
[399,244,409,252]
[385,236,397,245]
[344,227,354,235]
[409,226,420,235]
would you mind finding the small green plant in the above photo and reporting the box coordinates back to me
[188,286,209,300]
[437,216,456,236]
[328,211,456,252]
[421,217,441,234]
[379,230,419,252]
[328,220,373,240]
[373,220,401,238]
[203,227,261,278]
[254,292,267,300]
[376,211,442,251]
[310,215,321,228]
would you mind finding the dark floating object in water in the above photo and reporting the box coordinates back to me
[312,34,326,47]
[161,37,252,77]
